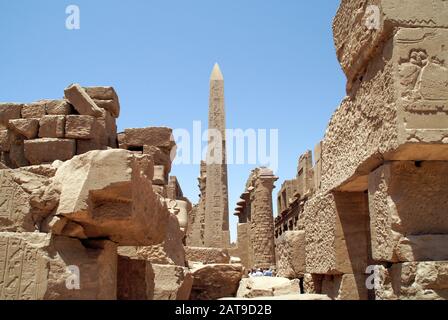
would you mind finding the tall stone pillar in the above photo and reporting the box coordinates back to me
[250,168,278,269]
[204,64,230,248]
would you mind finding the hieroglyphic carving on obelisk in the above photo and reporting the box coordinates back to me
[203,63,230,248]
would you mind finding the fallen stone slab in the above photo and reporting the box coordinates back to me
[190,264,244,300]
[64,84,103,117]
[50,149,169,246]
[236,277,298,298]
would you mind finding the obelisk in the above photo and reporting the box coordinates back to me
[204,63,230,248]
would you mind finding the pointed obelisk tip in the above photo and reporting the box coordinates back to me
[210,63,224,81]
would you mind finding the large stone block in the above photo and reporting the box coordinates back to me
[117,249,192,300]
[130,213,186,266]
[44,100,73,115]
[305,192,370,275]
[0,129,11,152]
[8,119,39,139]
[64,84,103,117]
[236,277,299,298]
[190,264,244,300]
[83,86,120,118]
[65,115,95,139]
[150,264,193,300]
[369,161,448,262]
[321,27,448,193]
[333,0,448,88]
[24,138,76,165]
[321,274,368,300]
[50,149,169,246]
[185,247,230,264]
[39,115,65,138]
[0,103,23,129]
[276,230,305,278]
[0,232,117,300]
[120,127,175,152]
[117,253,153,300]
[21,102,46,119]
[376,261,448,300]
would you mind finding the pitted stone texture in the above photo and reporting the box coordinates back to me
[150,264,193,300]
[375,261,448,300]
[321,28,448,193]
[185,247,230,264]
[21,102,46,119]
[0,232,117,300]
[65,115,95,139]
[305,192,370,275]
[44,100,73,115]
[369,161,448,262]
[8,119,39,139]
[64,84,103,117]
[39,116,65,138]
[24,138,76,165]
[333,0,448,88]
[117,248,193,300]
[0,103,23,129]
[276,231,305,278]
[321,274,368,300]
[190,264,244,300]
[50,149,169,246]
[133,213,186,266]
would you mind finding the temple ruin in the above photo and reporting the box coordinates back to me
[0,0,447,300]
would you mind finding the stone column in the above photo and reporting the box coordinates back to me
[250,168,278,269]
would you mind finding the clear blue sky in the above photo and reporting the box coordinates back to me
[0,0,345,242]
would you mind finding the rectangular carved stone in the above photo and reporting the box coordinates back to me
[21,101,46,119]
[64,84,103,117]
[368,161,448,262]
[121,127,175,151]
[24,138,76,165]
[8,119,39,139]
[305,192,370,275]
[185,247,230,264]
[0,103,23,129]
[0,232,117,300]
[39,115,65,138]
[45,100,73,115]
[65,115,95,139]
